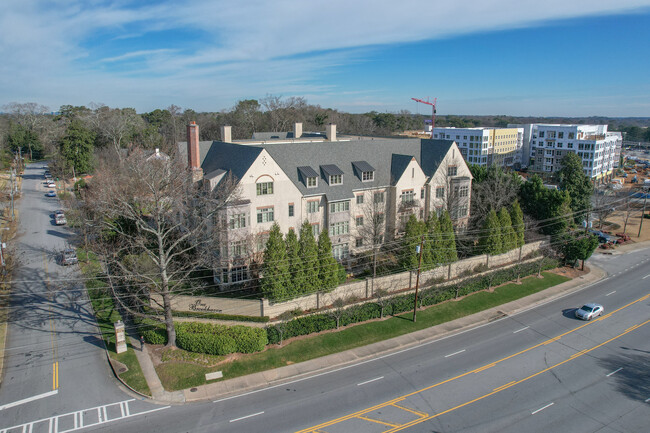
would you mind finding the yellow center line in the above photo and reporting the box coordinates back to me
[387,317,650,432]
[45,256,59,390]
[493,380,516,392]
[296,293,650,433]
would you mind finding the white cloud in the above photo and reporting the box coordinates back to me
[1,0,649,113]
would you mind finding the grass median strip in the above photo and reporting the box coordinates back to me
[156,272,569,391]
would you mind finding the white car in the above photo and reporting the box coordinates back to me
[47,182,56,188]
[46,190,56,197]
[575,303,603,321]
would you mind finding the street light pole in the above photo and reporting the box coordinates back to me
[412,235,425,323]
[638,186,648,238]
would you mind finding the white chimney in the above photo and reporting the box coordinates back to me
[326,123,337,142]
[294,122,303,139]
[221,125,232,143]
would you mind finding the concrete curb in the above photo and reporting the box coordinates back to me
[178,265,607,403]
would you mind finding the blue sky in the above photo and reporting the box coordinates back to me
[1,0,649,116]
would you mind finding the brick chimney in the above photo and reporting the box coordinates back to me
[293,122,303,139]
[326,123,336,142]
[186,121,203,182]
[221,125,232,143]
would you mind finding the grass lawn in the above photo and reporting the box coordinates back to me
[157,271,568,391]
[78,249,152,396]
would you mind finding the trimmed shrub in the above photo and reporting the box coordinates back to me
[174,322,267,355]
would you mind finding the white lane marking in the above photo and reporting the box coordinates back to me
[445,349,466,358]
[0,399,169,433]
[606,367,623,377]
[229,411,264,423]
[605,291,616,296]
[643,274,650,279]
[0,390,58,410]
[531,402,554,415]
[357,376,384,386]
[513,326,530,334]
[214,271,609,404]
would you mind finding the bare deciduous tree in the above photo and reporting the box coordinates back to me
[592,188,618,229]
[84,149,238,347]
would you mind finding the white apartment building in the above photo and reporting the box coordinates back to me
[431,127,523,168]
[181,122,473,286]
[509,124,622,180]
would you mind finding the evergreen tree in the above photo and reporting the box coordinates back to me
[299,221,320,293]
[439,210,458,263]
[317,230,339,291]
[261,223,290,301]
[423,213,440,269]
[400,214,425,271]
[498,207,516,252]
[285,228,305,297]
[558,152,594,224]
[58,119,96,175]
[510,200,525,247]
[6,122,44,160]
[479,209,502,255]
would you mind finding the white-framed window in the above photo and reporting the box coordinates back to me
[256,181,273,195]
[355,216,364,226]
[312,223,320,236]
[307,176,317,188]
[329,221,349,236]
[400,190,415,203]
[329,174,342,185]
[459,185,469,198]
[307,201,319,213]
[373,191,385,204]
[229,213,246,230]
[436,187,444,198]
[447,166,457,176]
[230,266,248,283]
[288,204,294,217]
[356,194,364,204]
[230,240,247,258]
[453,205,468,219]
[362,171,374,181]
[329,201,350,213]
[256,207,274,223]
[332,243,350,260]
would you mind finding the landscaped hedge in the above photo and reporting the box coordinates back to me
[137,320,268,356]
[266,258,558,344]
[142,306,269,323]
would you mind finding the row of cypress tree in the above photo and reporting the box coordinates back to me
[261,221,342,302]
[478,200,525,255]
[399,210,458,271]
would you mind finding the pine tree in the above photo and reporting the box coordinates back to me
[299,221,320,293]
[261,223,290,301]
[285,228,305,297]
[439,210,458,263]
[317,230,339,291]
[400,214,425,271]
[510,200,525,247]
[480,209,502,255]
[498,207,516,252]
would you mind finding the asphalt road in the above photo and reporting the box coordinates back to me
[0,163,153,431]
[99,245,650,432]
[1,164,648,433]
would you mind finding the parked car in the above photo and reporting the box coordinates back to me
[55,214,67,225]
[61,249,78,266]
[54,209,65,217]
[575,303,603,321]
[47,182,56,188]
[46,190,56,197]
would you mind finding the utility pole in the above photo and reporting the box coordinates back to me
[10,168,15,221]
[412,235,425,323]
[638,186,648,238]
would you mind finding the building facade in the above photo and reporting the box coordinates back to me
[509,123,622,180]
[182,122,473,286]
[431,127,523,168]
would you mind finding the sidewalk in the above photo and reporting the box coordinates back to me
[132,264,607,404]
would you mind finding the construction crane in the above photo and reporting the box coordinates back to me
[411,97,437,131]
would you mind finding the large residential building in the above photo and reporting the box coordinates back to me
[430,127,523,168]
[181,122,473,286]
[509,123,622,180]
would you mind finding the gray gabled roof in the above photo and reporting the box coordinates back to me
[352,160,375,173]
[320,164,344,177]
[196,141,263,181]
[390,154,415,184]
[297,166,319,179]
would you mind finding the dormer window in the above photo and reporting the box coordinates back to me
[298,166,319,188]
[321,164,344,186]
[362,171,374,181]
[352,161,375,183]
[307,177,317,188]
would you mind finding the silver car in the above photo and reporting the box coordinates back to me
[575,303,603,320]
